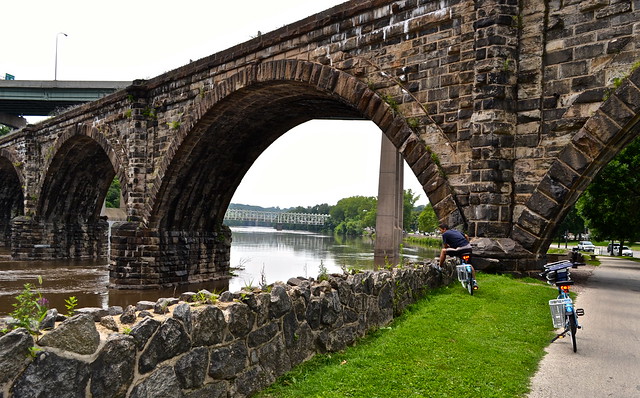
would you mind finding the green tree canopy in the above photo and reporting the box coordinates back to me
[418,204,438,234]
[0,124,11,137]
[105,177,121,208]
[555,206,586,241]
[330,195,377,236]
[403,189,421,232]
[576,137,640,250]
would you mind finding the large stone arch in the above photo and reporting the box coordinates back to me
[513,68,640,254]
[37,123,125,222]
[0,149,25,247]
[149,60,462,231]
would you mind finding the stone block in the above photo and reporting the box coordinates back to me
[12,351,91,397]
[558,143,591,173]
[583,109,624,143]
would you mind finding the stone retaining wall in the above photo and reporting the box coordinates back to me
[0,262,453,398]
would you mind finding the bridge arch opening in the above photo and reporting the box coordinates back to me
[0,156,24,247]
[229,119,426,211]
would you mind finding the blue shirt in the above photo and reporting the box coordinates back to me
[442,229,469,248]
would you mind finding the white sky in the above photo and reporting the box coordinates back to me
[2,0,427,208]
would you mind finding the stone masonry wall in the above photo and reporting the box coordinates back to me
[10,217,109,260]
[109,223,232,288]
[0,262,454,398]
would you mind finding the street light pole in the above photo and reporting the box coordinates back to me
[55,32,68,81]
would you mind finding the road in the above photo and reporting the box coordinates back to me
[527,256,640,397]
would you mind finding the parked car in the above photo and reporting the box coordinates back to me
[577,241,596,252]
[621,246,634,257]
[607,243,620,254]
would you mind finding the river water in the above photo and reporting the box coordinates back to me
[0,226,438,315]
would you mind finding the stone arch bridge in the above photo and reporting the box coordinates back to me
[1,0,639,288]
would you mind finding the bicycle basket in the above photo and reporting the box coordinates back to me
[549,298,571,328]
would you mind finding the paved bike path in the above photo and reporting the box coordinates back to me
[527,257,640,397]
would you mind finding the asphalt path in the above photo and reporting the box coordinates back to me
[527,256,640,397]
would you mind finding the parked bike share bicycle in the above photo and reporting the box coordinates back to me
[438,224,477,295]
[454,248,477,295]
[540,254,585,353]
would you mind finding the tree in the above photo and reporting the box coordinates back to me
[403,189,421,232]
[0,124,11,137]
[418,204,438,234]
[555,206,586,242]
[329,196,377,236]
[105,177,121,208]
[576,137,640,254]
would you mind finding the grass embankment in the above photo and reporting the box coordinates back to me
[257,274,555,398]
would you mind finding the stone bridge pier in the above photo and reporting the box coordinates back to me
[1,0,640,287]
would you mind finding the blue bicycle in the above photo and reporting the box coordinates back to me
[540,259,585,353]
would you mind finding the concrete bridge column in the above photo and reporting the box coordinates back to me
[374,134,403,266]
[109,223,232,288]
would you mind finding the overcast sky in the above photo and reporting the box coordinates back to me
[2,0,427,208]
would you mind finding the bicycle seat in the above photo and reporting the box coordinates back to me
[453,247,473,257]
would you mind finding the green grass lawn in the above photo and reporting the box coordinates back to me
[257,274,556,398]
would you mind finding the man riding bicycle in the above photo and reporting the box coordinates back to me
[438,223,477,288]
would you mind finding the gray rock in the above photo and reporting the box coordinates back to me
[224,302,255,338]
[172,303,192,335]
[75,307,109,322]
[100,315,119,332]
[136,301,155,311]
[153,298,171,314]
[130,366,183,398]
[184,381,228,398]
[269,285,292,319]
[208,340,248,379]
[218,291,234,302]
[321,291,343,325]
[233,365,271,397]
[179,291,196,302]
[12,351,90,398]
[38,314,100,355]
[256,334,291,380]
[90,335,136,398]
[120,305,137,324]
[174,346,207,389]
[39,308,58,330]
[138,310,153,318]
[0,328,34,384]
[247,322,278,348]
[192,305,226,346]
[108,306,124,315]
[130,317,161,350]
[139,318,191,374]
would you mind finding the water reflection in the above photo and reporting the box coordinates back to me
[0,227,438,315]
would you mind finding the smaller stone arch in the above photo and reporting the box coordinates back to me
[513,68,640,255]
[37,123,127,222]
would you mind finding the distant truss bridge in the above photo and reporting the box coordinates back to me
[224,209,330,226]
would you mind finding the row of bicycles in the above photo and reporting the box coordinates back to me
[448,249,585,352]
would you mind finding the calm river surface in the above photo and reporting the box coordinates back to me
[0,226,438,315]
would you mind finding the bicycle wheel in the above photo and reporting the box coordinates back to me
[568,312,578,352]
[467,276,474,295]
